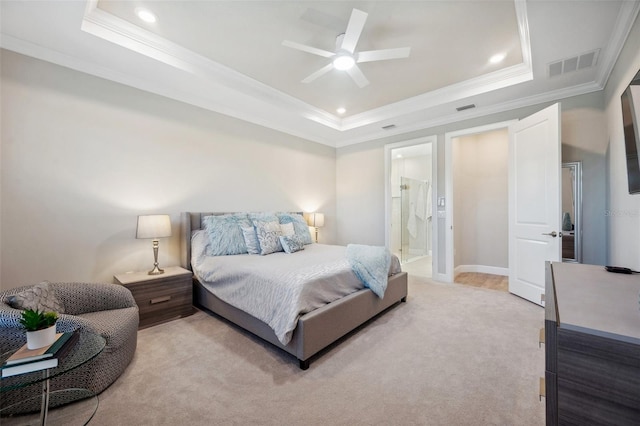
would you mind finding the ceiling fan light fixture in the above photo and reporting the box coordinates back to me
[333,55,355,71]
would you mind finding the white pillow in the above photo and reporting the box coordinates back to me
[253,220,283,255]
[191,230,210,266]
[280,222,295,237]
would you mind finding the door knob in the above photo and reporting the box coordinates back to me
[542,231,558,237]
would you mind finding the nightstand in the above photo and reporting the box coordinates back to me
[114,266,194,329]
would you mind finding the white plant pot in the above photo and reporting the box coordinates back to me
[26,324,57,349]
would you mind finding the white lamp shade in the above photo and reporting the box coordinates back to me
[136,215,172,239]
[308,213,325,227]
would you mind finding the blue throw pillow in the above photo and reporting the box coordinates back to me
[276,213,313,245]
[279,235,305,254]
[203,213,252,256]
[241,226,260,255]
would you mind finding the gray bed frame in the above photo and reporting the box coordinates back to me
[180,212,408,369]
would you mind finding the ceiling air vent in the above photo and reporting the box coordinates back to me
[382,124,396,130]
[456,104,476,112]
[548,49,599,78]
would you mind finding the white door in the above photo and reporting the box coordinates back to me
[508,103,561,306]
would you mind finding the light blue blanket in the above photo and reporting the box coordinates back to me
[346,244,392,298]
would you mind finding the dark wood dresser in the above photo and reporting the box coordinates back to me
[545,262,640,425]
[114,266,194,329]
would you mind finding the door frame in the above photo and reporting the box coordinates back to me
[384,136,437,270]
[443,120,516,283]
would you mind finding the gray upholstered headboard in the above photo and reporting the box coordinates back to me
[181,212,219,271]
[180,212,304,271]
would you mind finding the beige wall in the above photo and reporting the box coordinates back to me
[560,98,608,265]
[453,130,509,269]
[5,15,634,289]
[0,50,336,289]
[604,14,640,269]
[336,93,609,276]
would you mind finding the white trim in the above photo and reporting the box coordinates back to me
[333,81,603,148]
[384,136,437,275]
[594,0,640,88]
[80,1,533,136]
[454,265,509,278]
[444,121,516,283]
[0,1,634,149]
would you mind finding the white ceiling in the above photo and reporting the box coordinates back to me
[1,1,639,148]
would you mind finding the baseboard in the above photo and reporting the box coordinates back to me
[454,264,508,277]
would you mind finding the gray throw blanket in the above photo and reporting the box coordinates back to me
[346,244,392,298]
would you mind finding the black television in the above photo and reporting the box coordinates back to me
[621,68,640,194]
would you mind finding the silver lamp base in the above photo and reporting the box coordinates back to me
[148,265,165,275]
[148,239,165,275]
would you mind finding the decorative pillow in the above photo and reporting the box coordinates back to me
[190,230,210,268]
[241,226,261,255]
[6,281,65,314]
[276,213,313,245]
[280,222,295,237]
[279,235,305,254]
[203,213,252,256]
[253,220,283,255]
[249,212,278,223]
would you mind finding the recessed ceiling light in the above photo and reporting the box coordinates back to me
[135,8,157,23]
[396,154,403,159]
[489,53,506,64]
[336,107,346,115]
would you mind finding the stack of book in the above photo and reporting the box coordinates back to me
[1,331,79,378]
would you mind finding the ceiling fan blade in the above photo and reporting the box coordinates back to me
[282,40,335,58]
[340,9,368,54]
[357,47,411,63]
[346,64,370,88]
[302,63,334,83]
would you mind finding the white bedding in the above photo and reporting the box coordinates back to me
[191,231,401,345]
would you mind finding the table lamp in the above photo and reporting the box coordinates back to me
[136,214,172,275]
[307,213,324,243]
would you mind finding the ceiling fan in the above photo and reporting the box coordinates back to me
[282,8,411,88]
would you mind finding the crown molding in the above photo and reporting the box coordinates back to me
[2,0,635,150]
[594,0,640,88]
[334,80,603,148]
[81,1,343,130]
[81,0,534,135]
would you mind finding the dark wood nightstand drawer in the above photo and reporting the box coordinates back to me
[114,266,194,329]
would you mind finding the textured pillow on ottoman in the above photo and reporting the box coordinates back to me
[5,281,65,313]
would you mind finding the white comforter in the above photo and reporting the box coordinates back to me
[191,231,401,345]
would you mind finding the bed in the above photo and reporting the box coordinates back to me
[180,211,408,369]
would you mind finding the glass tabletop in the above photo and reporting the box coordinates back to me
[0,332,106,393]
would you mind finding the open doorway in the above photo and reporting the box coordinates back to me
[451,128,509,291]
[444,121,514,285]
[443,104,562,306]
[385,136,436,279]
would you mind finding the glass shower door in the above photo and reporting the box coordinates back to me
[400,177,417,263]
[401,176,430,264]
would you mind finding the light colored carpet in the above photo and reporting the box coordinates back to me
[56,276,546,425]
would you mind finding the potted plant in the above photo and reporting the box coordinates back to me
[20,309,59,349]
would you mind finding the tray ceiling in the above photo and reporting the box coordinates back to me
[1,1,638,147]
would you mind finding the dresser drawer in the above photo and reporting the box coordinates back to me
[131,280,192,328]
[115,267,194,329]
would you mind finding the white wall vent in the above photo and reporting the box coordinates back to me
[548,49,599,78]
